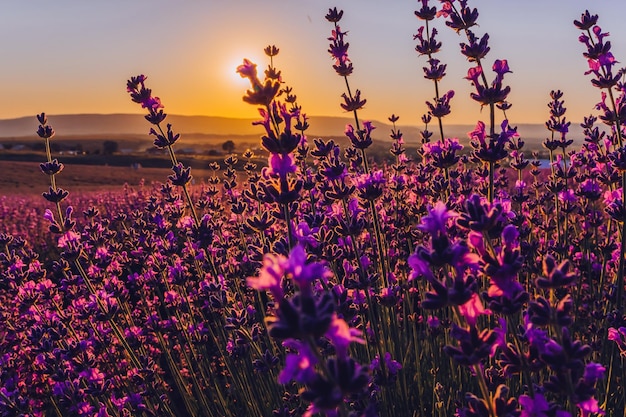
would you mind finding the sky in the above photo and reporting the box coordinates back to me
[0,0,625,127]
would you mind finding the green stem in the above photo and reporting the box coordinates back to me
[617,221,626,308]
[369,199,388,287]
[488,161,494,203]
[283,202,294,250]
[473,364,496,417]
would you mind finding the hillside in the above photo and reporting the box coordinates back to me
[0,113,586,149]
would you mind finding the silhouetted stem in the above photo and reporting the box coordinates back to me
[283,202,294,250]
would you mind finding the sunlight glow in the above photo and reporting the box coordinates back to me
[227,53,265,87]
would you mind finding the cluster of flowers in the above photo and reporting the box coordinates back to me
[1,1,625,417]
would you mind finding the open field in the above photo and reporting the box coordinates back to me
[0,132,262,155]
[0,160,214,195]
[1,133,555,196]
[0,134,413,195]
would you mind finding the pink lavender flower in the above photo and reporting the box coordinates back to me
[325,313,365,358]
[577,398,604,417]
[607,327,626,354]
[236,58,258,80]
[436,1,453,19]
[458,292,490,326]
[57,230,81,249]
[468,120,512,162]
[247,252,287,301]
[327,23,354,76]
[492,59,511,83]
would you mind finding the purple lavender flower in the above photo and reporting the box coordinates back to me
[460,31,490,62]
[285,244,330,296]
[414,26,442,55]
[414,0,437,21]
[518,393,553,417]
[444,2,479,32]
[426,89,454,118]
[328,25,354,77]
[574,10,598,31]
[265,153,298,177]
[444,323,498,366]
[344,120,374,149]
[354,170,385,201]
[468,120,512,163]
[421,137,463,169]
[325,7,343,23]
[418,201,455,237]
[340,90,367,113]
[535,255,577,288]
[36,124,55,139]
[237,59,281,106]
[278,339,318,384]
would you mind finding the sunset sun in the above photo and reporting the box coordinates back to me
[228,54,264,86]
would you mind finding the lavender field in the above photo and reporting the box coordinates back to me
[1,2,625,416]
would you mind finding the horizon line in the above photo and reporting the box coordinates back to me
[0,112,585,127]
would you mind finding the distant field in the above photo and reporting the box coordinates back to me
[0,133,263,154]
[1,128,556,196]
[0,160,218,195]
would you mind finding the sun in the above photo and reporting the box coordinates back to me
[228,54,265,87]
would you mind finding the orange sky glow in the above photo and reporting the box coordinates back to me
[1,1,626,127]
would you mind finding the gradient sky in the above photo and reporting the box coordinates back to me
[1,0,625,126]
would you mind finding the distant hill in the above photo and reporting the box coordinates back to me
[0,113,585,148]
[0,114,260,137]
[0,113,401,138]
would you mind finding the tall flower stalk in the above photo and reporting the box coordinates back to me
[325,7,371,174]
[414,0,462,202]
[575,10,626,309]
[325,8,390,289]
[237,47,303,251]
[439,0,513,202]
[543,91,574,251]
[126,75,200,227]
[38,114,69,232]
[414,0,450,144]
